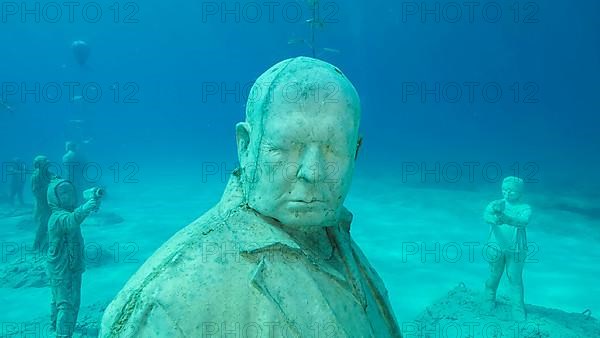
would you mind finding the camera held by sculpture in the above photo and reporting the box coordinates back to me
[83,187,105,212]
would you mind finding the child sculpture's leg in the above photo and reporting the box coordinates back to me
[506,250,527,321]
[484,250,506,311]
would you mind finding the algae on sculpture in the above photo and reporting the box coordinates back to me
[483,176,531,321]
[100,57,402,337]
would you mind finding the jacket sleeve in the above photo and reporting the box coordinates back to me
[483,200,501,225]
[58,205,93,233]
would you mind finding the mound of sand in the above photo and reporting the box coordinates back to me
[408,283,600,337]
[0,301,106,338]
[0,249,116,289]
[0,258,47,288]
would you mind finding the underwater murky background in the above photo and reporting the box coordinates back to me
[1,0,599,336]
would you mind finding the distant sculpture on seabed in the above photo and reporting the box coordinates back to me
[71,40,90,67]
[483,176,532,321]
[32,155,56,251]
[6,157,26,207]
[62,141,87,202]
[99,57,402,337]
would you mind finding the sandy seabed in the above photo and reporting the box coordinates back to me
[1,173,599,337]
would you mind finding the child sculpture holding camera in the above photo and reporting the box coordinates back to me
[46,178,104,337]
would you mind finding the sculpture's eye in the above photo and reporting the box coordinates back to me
[323,143,341,157]
[263,142,288,155]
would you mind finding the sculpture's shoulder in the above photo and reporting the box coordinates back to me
[100,203,254,337]
[342,206,392,307]
[345,214,402,336]
[61,152,71,163]
[349,235,389,296]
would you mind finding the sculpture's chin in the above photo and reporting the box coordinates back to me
[506,196,521,204]
[280,218,330,230]
[249,198,341,229]
[274,208,339,230]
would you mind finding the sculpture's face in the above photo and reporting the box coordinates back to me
[34,157,48,170]
[241,95,359,229]
[502,180,523,203]
[56,182,77,210]
[65,142,77,152]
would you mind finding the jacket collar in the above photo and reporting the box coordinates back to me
[212,172,392,335]
[219,172,352,253]
[217,170,354,283]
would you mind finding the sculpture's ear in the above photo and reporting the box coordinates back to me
[235,122,251,162]
[354,136,363,160]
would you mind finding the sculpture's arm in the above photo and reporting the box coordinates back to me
[483,200,504,225]
[499,206,531,228]
[54,201,96,233]
[31,172,41,195]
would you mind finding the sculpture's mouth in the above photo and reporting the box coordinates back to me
[289,197,324,203]
[287,199,325,208]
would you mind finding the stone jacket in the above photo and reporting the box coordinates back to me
[100,173,402,338]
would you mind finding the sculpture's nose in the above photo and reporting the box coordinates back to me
[296,144,325,183]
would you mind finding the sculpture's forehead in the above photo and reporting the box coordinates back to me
[502,177,524,191]
[260,64,359,104]
[246,57,361,125]
[263,102,357,132]
[57,181,74,191]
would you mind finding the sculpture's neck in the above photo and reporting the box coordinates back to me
[284,223,327,241]
[253,209,334,259]
[285,225,336,260]
[504,198,523,208]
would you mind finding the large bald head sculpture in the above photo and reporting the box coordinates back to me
[235,56,362,229]
[99,57,402,338]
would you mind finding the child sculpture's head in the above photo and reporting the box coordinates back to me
[48,180,78,211]
[502,176,524,203]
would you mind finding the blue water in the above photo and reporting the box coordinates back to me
[1,0,599,336]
